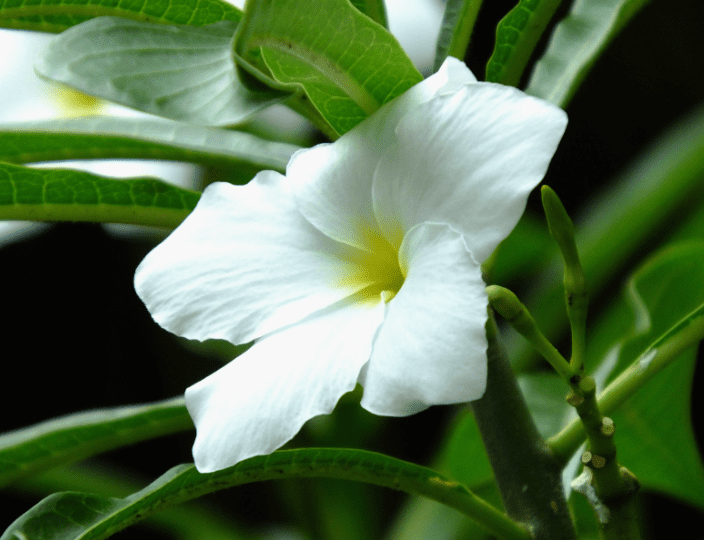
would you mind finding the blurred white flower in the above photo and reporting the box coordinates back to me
[134,58,567,473]
[0,28,203,242]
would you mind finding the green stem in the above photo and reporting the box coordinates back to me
[470,312,577,540]
[566,376,642,540]
[548,312,704,464]
[487,285,578,382]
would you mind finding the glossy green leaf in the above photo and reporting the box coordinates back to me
[485,0,565,86]
[602,244,704,507]
[37,17,285,126]
[0,118,300,173]
[0,398,191,488]
[2,448,530,540]
[525,0,649,107]
[0,161,199,227]
[434,0,483,72]
[349,0,388,27]
[235,0,423,136]
[611,348,703,507]
[613,242,704,371]
[510,101,704,372]
[0,0,242,33]
[14,463,255,540]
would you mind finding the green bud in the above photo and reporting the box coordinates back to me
[487,285,577,383]
[486,285,524,321]
[542,185,589,372]
[541,185,580,270]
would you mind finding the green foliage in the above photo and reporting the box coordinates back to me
[607,243,704,509]
[0,161,199,227]
[434,0,483,72]
[234,0,422,136]
[0,398,190,488]
[0,0,702,538]
[0,118,300,173]
[36,17,285,126]
[525,0,650,107]
[0,0,242,33]
[14,464,255,540]
[485,0,564,86]
[2,448,525,540]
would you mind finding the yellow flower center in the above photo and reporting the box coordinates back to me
[50,83,107,117]
[340,227,405,306]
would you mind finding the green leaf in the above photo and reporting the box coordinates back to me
[235,0,423,136]
[510,101,704,372]
[485,0,565,86]
[433,0,483,72]
[611,348,704,508]
[36,17,285,126]
[0,398,191,488]
[2,448,529,540]
[349,0,388,27]
[613,242,704,371]
[14,463,254,540]
[0,118,301,173]
[525,0,649,107]
[0,0,242,33]
[604,244,704,508]
[0,161,199,227]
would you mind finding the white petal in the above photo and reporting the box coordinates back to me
[360,222,487,416]
[186,294,385,472]
[288,58,477,252]
[135,172,372,344]
[372,82,568,261]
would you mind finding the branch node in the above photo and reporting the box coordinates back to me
[591,454,607,469]
[566,392,584,407]
[581,451,593,464]
[600,417,616,437]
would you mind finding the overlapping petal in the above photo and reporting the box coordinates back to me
[287,58,476,252]
[360,222,487,416]
[135,171,373,344]
[186,293,385,472]
[372,83,568,260]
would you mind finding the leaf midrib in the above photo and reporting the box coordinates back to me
[254,36,381,115]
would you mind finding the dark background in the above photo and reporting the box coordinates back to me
[1,0,703,538]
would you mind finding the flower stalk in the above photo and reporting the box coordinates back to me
[471,312,577,540]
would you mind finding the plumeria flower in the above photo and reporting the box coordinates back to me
[135,57,567,473]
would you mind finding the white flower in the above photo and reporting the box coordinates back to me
[134,58,567,473]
